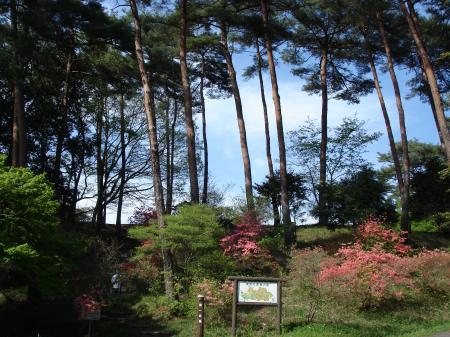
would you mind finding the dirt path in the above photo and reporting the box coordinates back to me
[95,303,174,337]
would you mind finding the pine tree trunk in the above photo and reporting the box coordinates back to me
[166,99,178,213]
[425,85,445,151]
[261,0,292,240]
[130,0,174,299]
[377,10,410,233]
[115,89,126,236]
[179,0,199,203]
[200,57,208,204]
[255,38,280,226]
[55,46,73,182]
[363,31,406,211]
[318,47,329,229]
[220,21,254,211]
[165,98,171,213]
[11,0,26,168]
[400,0,450,162]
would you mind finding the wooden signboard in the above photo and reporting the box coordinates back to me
[228,276,283,336]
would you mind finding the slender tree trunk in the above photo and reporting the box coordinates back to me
[130,0,174,299]
[200,57,209,204]
[179,0,199,203]
[405,2,446,152]
[116,89,126,235]
[255,38,280,226]
[261,0,292,239]
[363,31,405,211]
[94,95,105,234]
[11,0,26,168]
[166,100,178,213]
[101,96,111,231]
[54,46,73,181]
[377,10,410,232]
[69,116,86,228]
[399,0,450,162]
[219,21,254,211]
[425,85,445,149]
[318,47,329,229]
[165,98,171,213]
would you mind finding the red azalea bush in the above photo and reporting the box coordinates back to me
[318,218,450,309]
[219,213,278,273]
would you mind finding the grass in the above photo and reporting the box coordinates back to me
[166,309,450,337]
[296,225,354,254]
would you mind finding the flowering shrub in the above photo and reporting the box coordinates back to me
[129,206,157,226]
[318,218,450,309]
[74,294,102,318]
[189,279,233,324]
[356,217,411,255]
[220,213,278,273]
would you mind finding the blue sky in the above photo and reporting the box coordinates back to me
[201,50,440,202]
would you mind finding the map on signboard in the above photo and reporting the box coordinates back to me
[238,281,277,304]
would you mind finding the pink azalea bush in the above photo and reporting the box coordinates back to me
[219,213,278,273]
[318,218,450,308]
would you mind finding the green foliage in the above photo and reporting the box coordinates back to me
[315,167,397,226]
[132,205,234,288]
[160,205,233,282]
[133,294,182,321]
[432,212,450,234]
[379,141,450,225]
[127,225,154,241]
[0,156,69,299]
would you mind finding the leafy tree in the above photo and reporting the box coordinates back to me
[289,117,380,227]
[379,141,450,223]
[284,0,374,228]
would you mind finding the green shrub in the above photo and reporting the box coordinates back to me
[433,212,450,234]
[0,156,69,299]
[159,204,234,282]
[133,294,181,321]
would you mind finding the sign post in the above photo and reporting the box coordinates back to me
[197,295,205,337]
[80,306,101,337]
[228,276,284,337]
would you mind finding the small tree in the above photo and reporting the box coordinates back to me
[158,204,233,282]
[254,171,307,224]
[320,167,397,227]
